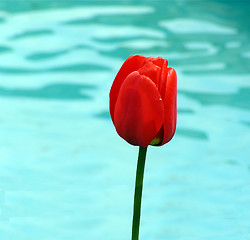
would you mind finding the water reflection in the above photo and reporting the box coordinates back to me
[0,83,96,100]
[179,88,250,110]
[10,29,53,40]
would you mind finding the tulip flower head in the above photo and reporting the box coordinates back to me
[109,55,177,147]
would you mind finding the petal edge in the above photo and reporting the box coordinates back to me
[114,71,165,147]
[109,55,145,122]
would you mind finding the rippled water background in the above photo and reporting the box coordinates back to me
[0,1,250,239]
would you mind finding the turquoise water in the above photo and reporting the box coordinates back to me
[0,1,250,239]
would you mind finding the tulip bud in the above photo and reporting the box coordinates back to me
[110,55,177,147]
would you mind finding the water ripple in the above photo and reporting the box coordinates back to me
[159,18,237,34]
[0,83,96,100]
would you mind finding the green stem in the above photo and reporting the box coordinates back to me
[131,146,148,240]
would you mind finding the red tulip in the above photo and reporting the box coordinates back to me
[109,55,177,147]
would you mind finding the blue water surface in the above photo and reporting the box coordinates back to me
[0,1,250,239]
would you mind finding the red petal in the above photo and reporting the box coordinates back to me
[138,61,161,86]
[161,68,177,145]
[109,55,145,122]
[140,56,167,69]
[152,57,167,69]
[113,71,164,147]
[158,59,168,99]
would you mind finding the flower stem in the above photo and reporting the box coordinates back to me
[131,146,148,240]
